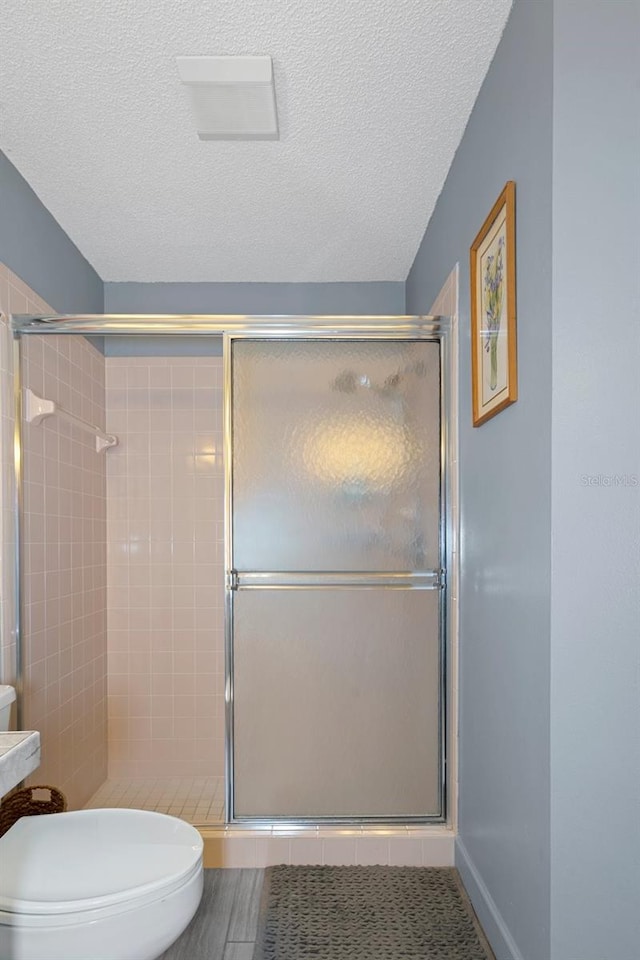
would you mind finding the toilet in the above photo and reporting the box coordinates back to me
[0,807,204,960]
[0,685,203,960]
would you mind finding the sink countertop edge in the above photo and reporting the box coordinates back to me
[0,731,41,798]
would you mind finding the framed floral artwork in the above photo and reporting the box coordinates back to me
[470,181,517,426]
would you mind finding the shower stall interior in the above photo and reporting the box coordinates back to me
[12,315,449,827]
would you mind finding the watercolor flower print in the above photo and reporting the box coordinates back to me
[482,234,504,392]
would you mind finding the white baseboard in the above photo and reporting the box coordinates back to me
[455,837,524,960]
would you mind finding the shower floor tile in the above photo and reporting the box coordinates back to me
[84,776,225,825]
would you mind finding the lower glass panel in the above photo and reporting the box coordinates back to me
[232,587,441,819]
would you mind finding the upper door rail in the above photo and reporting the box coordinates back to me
[10,314,445,337]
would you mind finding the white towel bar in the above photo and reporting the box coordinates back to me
[24,388,118,453]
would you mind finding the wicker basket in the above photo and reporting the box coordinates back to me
[0,785,67,838]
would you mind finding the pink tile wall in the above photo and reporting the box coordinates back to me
[105,357,224,778]
[21,333,108,809]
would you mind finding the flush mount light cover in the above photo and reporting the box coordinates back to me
[176,55,279,141]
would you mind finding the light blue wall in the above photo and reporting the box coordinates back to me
[550,2,640,957]
[103,336,222,357]
[0,151,103,313]
[406,2,553,958]
[104,281,405,316]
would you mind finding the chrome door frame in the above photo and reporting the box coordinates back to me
[224,321,451,825]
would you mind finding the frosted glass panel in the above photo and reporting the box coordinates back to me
[232,340,440,571]
[233,588,441,818]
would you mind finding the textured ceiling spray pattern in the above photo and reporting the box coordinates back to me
[0,0,512,282]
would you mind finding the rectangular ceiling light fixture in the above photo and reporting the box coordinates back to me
[176,55,279,141]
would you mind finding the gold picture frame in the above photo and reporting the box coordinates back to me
[470,181,517,426]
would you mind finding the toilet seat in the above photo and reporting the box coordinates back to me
[0,808,203,922]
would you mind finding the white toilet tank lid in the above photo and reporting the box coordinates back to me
[0,808,203,916]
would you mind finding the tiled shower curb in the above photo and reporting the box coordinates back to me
[200,824,455,868]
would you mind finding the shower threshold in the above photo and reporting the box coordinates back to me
[84,778,454,867]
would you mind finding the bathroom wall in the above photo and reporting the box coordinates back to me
[105,356,224,779]
[549,1,640,956]
[104,281,405,316]
[0,151,103,314]
[21,333,108,808]
[406,1,553,958]
[408,1,640,958]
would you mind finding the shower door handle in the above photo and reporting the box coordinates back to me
[227,570,445,590]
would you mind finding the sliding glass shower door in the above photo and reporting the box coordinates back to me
[226,335,445,821]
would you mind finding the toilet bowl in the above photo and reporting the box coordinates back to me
[0,807,204,960]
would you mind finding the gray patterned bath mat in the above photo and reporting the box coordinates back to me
[253,865,494,959]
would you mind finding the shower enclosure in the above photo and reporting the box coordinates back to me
[11,315,449,826]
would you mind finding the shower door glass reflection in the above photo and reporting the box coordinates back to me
[228,338,444,820]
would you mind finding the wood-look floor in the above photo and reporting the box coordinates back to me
[159,869,263,960]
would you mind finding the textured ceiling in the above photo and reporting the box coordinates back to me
[0,0,512,283]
